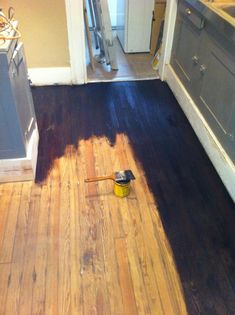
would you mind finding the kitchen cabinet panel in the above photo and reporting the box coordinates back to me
[9,43,36,146]
[171,0,235,162]
[0,41,37,159]
[199,41,235,142]
[171,3,203,91]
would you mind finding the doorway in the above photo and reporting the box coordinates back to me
[84,0,165,82]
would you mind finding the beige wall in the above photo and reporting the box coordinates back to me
[0,0,70,68]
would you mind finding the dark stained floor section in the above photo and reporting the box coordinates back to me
[32,80,235,315]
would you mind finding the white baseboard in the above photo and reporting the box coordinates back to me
[0,127,39,183]
[87,76,159,83]
[28,67,72,86]
[166,65,235,202]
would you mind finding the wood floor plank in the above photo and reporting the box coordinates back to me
[0,184,14,256]
[0,263,12,315]
[18,184,42,315]
[68,146,83,315]
[44,181,60,315]
[93,137,126,315]
[4,182,33,315]
[109,143,151,315]
[31,184,50,315]
[127,197,164,315]
[0,183,22,263]
[79,139,111,315]
[58,181,71,315]
[115,238,138,315]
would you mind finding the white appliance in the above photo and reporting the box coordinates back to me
[117,0,154,53]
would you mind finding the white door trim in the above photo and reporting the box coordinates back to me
[64,0,176,84]
[158,0,177,80]
[65,0,87,84]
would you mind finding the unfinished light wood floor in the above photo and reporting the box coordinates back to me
[0,81,235,315]
[0,89,187,315]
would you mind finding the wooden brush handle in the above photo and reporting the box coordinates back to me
[84,175,115,183]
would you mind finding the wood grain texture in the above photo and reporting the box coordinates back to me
[0,80,234,315]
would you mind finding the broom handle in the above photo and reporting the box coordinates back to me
[84,175,115,183]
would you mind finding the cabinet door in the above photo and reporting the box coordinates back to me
[0,62,25,159]
[171,7,203,90]
[0,102,22,158]
[9,43,36,150]
[198,40,235,162]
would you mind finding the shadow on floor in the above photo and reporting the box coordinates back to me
[32,81,235,315]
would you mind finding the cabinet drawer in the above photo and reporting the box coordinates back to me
[171,9,203,91]
[179,1,204,30]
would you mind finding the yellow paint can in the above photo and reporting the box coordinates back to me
[114,180,130,198]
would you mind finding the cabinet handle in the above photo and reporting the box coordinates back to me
[185,8,191,15]
[192,55,199,65]
[200,64,207,74]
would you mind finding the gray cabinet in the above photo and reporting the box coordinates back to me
[198,37,235,144]
[0,40,36,159]
[171,0,235,162]
[171,2,204,92]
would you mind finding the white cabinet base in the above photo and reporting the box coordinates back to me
[0,127,39,183]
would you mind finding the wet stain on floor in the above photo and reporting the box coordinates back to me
[32,80,235,315]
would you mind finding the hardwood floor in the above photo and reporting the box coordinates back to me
[0,80,234,314]
[86,35,158,82]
